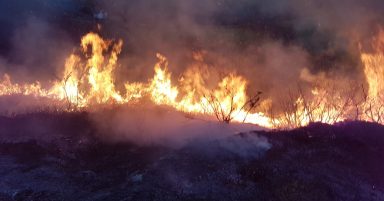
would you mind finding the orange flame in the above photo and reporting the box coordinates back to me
[1,31,384,129]
[360,29,384,123]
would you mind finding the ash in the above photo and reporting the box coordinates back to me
[0,112,383,201]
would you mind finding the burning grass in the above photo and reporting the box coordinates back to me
[1,30,384,129]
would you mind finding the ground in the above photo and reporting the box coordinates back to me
[0,112,383,201]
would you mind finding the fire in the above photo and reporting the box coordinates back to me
[1,31,384,129]
[49,54,84,106]
[361,30,384,98]
[360,29,384,123]
[149,53,178,105]
[48,32,124,108]
[0,74,47,96]
[83,33,124,103]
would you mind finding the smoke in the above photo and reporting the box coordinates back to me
[0,0,93,85]
[90,103,268,147]
[0,102,272,159]
[7,18,74,83]
[88,103,271,158]
[0,95,66,115]
[93,0,384,104]
[5,0,384,157]
[1,1,384,119]
[2,0,384,97]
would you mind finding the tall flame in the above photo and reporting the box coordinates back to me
[149,53,178,105]
[1,31,384,129]
[360,29,384,123]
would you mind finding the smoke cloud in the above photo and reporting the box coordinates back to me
[95,0,384,102]
[0,102,271,159]
[0,0,93,84]
[87,103,271,159]
[1,0,384,119]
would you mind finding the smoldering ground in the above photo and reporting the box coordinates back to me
[1,110,384,201]
[90,103,271,157]
[0,98,271,159]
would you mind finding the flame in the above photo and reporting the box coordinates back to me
[360,29,384,123]
[1,31,384,129]
[82,33,124,103]
[361,42,384,98]
[0,32,272,126]
[49,54,84,106]
[149,53,178,105]
[0,74,46,96]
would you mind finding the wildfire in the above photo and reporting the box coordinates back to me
[0,74,47,96]
[57,32,271,127]
[360,29,384,123]
[1,31,384,129]
[149,53,179,105]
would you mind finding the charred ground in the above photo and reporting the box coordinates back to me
[0,112,383,200]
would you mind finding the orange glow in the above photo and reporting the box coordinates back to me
[360,29,384,123]
[1,31,384,129]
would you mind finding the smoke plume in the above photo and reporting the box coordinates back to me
[1,0,384,101]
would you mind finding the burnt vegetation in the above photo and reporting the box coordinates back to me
[0,112,384,200]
